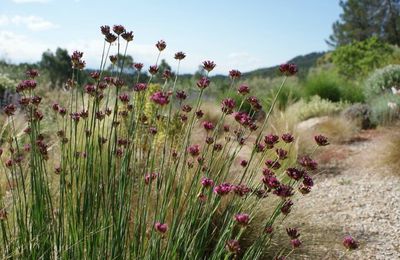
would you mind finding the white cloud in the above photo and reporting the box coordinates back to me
[0,30,50,62]
[12,0,50,3]
[0,15,58,31]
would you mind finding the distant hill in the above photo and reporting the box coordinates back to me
[242,52,326,79]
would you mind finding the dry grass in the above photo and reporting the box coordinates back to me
[376,126,400,173]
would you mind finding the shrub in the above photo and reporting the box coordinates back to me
[364,64,400,100]
[287,96,348,121]
[331,37,392,79]
[369,93,400,125]
[303,72,342,102]
[303,71,364,103]
[342,103,374,129]
[0,25,333,259]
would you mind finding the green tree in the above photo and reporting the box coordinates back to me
[40,48,72,88]
[331,37,392,78]
[328,0,400,47]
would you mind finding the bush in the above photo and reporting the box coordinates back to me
[0,25,334,259]
[342,103,374,129]
[287,96,348,121]
[369,93,400,125]
[364,64,400,100]
[303,71,364,103]
[331,37,392,79]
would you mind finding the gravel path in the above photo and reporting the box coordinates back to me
[291,129,400,259]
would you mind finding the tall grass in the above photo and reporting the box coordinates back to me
[0,25,328,259]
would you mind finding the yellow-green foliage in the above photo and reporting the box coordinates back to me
[286,96,348,121]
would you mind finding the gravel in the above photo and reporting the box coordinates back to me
[292,131,400,259]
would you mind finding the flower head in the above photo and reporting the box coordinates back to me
[4,104,16,116]
[176,90,187,100]
[201,177,214,188]
[221,98,236,114]
[156,40,166,51]
[286,168,304,181]
[291,238,302,248]
[214,183,232,196]
[314,134,329,146]
[202,60,216,72]
[202,121,215,131]
[100,25,110,35]
[196,76,210,89]
[229,69,241,79]
[264,134,279,148]
[154,222,168,233]
[150,91,169,106]
[174,51,186,60]
[133,62,144,71]
[286,227,300,239]
[112,24,125,35]
[26,69,39,79]
[149,65,159,75]
[279,63,298,76]
[234,213,250,226]
[121,31,134,41]
[133,83,147,92]
[237,84,250,95]
[343,236,359,250]
[226,239,240,254]
[188,144,200,157]
[281,133,294,143]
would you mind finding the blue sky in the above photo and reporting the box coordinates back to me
[0,0,341,74]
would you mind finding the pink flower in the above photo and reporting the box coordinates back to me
[201,177,214,188]
[154,222,168,233]
[202,60,216,72]
[196,77,210,89]
[174,52,186,60]
[229,69,241,79]
[234,213,250,226]
[343,235,359,250]
[226,239,240,254]
[150,91,169,106]
[314,134,329,146]
[188,144,200,157]
[156,40,166,51]
[214,183,232,196]
[202,121,215,131]
[237,84,250,95]
[221,98,236,114]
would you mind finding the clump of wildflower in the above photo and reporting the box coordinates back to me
[154,222,168,233]
[133,63,143,71]
[100,25,110,35]
[273,184,294,198]
[221,98,236,114]
[121,31,134,42]
[302,174,314,187]
[281,133,294,143]
[276,148,288,160]
[188,144,200,157]
[156,40,166,51]
[286,168,304,181]
[214,183,232,196]
[202,121,215,131]
[197,77,210,89]
[247,96,263,111]
[202,60,216,72]
[291,238,302,248]
[298,155,318,170]
[314,134,329,146]
[229,69,241,80]
[237,84,250,95]
[133,83,147,92]
[286,227,300,239]
[145,173,157,185]
[343,235,359,250]
[26,69,39,79]
[113,25,125,35]
[201,177,214,188]
[232,184,251,197]
[264,134,279,149]
[176,90,187,100]
[234,213,250,226]
[174,51,186,60]
[281,200,293,215]
[149,65,159,75]
[150,91,169,106]
[226,239,240,254]
[4,104,16,116]
[279,63,298,76]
